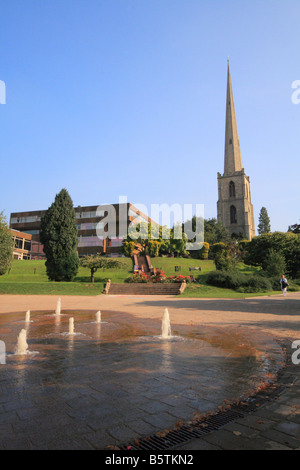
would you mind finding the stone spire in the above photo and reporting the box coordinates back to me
[224,62,243,175]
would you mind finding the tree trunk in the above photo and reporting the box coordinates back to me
[91,268,96,283]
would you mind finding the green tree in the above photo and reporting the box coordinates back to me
[0,212,13,275]
[204,218,230,244]
[288,223,300,234]
[245,231,300,278]
[198,242,210,260]
[184,217,230,246]
[286,236,300,279]
[81,255,125,283]
[123,221,162,255]
[40,189,79,281]
[183,217,229,258]
[146,240,160,257]
[264,249,286,278]
[257,207,271,234]
[122,241,136,257]
[210,242,237,271]
[170,229,188,256]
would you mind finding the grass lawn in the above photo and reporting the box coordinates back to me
[0,259,132,296]
[0,257,282,298]
[181,284,279,298]
[151,257,281,298]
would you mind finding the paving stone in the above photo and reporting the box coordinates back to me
[260,429,300,449]
[264,440,292,450]
[275,421,300,438]
[235,414,278,432]
[142,411,178,430]
[107,424,139,443]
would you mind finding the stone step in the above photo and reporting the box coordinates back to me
[107,283,183,295]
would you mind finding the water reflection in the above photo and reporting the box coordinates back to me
[160,339,174,373]
[96,322,101,340]
[67,333,74,353]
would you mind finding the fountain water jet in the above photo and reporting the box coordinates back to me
[69,318,74,335]
[162,308,172,339]
[25,310,30,323]
[15,329,29,355]
[96,311,101,323]
[56,298,61,316]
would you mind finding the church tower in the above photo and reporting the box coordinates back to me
[217,62,255,240]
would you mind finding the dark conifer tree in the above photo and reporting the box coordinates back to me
[40,189,79,281]
[257,207,271,235]
[0,212,13,275]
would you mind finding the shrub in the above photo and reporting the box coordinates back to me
[206,270,244,289]
[263,249,286,278]
[266,276,300,292]
[122,241,136,257]
[147,241,160,257]
[199,242,209,260]
[206,270,272,293]
[245,231,300,278]
[236,275,272,293]
[238,239,250,261]
[211,242,236,271]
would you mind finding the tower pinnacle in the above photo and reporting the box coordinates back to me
[224,62,243,175]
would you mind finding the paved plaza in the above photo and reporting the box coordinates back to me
[0,293,299,450]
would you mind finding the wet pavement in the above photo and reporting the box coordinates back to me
[0,293,299,450]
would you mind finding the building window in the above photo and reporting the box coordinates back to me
[24,241,31,251]
[230,205,237,224]
[78,236,104,248]
[229,181,235,198]
[110,238,123,247]
[23,230,39,235]
[11,215,41,224]
[75,211,98,219]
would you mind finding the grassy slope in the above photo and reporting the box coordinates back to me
[0,259,132,296]
[151,257,280,298]
[0,258,280,297]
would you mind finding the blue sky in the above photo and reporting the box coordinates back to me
[1,0,299,232]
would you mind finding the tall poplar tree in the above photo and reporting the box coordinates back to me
[0,212,13,275]
[258,207,271,235]
[40,189,79,281]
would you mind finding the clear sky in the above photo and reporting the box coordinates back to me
[1,0,299,232]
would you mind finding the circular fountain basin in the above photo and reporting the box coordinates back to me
[0,309,284,450]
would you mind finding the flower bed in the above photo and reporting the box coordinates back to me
[125,270,192,284]
[125,272,148,283]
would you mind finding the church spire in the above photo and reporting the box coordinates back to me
[224,62,243,175]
